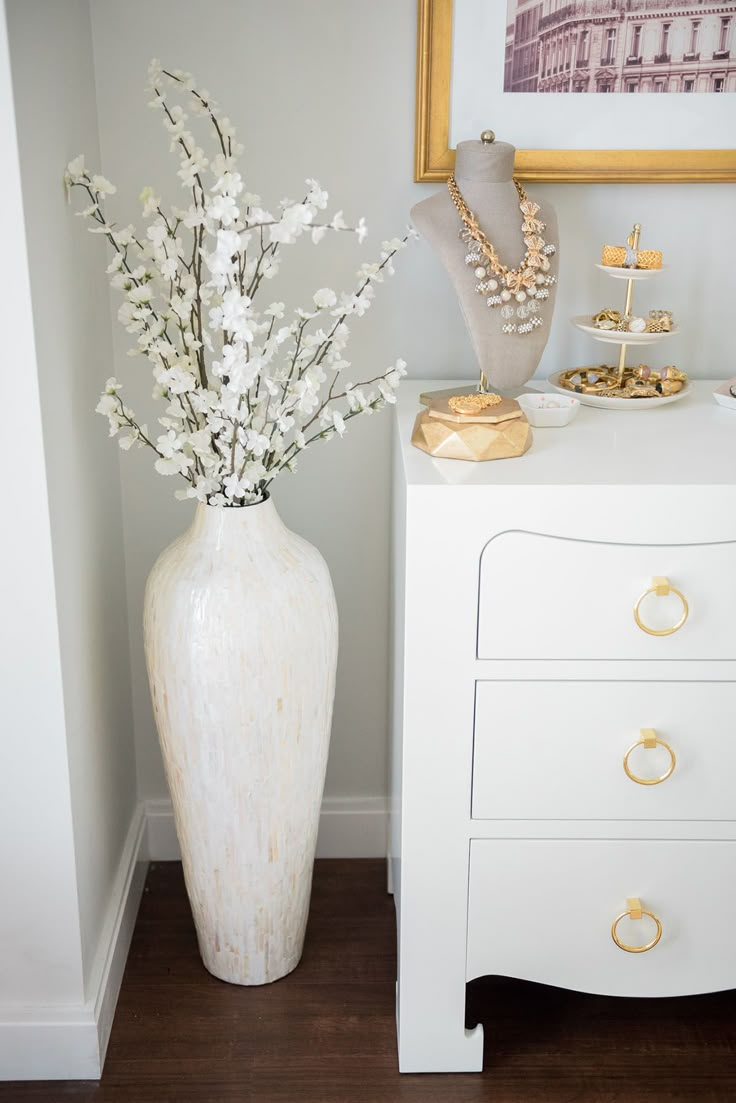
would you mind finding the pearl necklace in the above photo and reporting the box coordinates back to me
[447,175,557,336]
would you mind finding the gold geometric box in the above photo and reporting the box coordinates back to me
[411,389,532,462]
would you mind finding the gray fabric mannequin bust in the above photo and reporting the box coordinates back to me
[411,138,558,392]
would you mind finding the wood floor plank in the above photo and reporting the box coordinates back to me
[2,859,735,1101]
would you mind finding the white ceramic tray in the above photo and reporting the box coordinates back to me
[713,379,736,411]
[595,264,666,281]
[571,315,678,346]
[548,371,691,411]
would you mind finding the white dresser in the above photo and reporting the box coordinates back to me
[389,380,736,1073]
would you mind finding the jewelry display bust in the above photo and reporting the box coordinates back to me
[411,136,559,392]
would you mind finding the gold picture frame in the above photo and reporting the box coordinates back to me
[415,0,736,183]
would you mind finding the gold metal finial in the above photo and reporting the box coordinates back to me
[480,129,495,144]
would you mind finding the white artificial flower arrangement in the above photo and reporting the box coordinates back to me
[66,61,412,506]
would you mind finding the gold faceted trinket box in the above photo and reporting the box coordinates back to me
[411,387,532,462]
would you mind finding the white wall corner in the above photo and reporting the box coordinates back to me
[0,805,148,1081]
[145,795,388,861]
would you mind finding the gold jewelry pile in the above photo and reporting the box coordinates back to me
[592,308,674,335]
[448,393,503,415]
[559,365,687,398]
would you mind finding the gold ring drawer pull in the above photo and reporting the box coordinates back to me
[623,728,676,786]
[611,898,663,954]
[633,576,689,637]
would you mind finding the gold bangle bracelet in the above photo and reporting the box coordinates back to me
[602,245,662,270]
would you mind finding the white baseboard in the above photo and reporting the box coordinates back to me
[0,805,147,1081]
[145,795,388,860]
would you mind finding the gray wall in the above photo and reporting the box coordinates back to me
[7,0,137,987]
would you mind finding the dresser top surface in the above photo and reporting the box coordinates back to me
[395,381,736,488]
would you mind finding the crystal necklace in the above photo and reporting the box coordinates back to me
[447,175,557,336]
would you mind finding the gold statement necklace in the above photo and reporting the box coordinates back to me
[447,175,557,336]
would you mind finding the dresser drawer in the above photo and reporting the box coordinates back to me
[472,681,736,821]
[467,838,736,997]
[477,533,736,660]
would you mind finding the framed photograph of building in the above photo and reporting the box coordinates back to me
[415,0,736,182]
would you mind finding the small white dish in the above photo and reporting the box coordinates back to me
[571,315,679,346]
[595,263,667,281]
[517,392,580,427]
[713,379,736,411]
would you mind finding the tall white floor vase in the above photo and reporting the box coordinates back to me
[143,497,338,985]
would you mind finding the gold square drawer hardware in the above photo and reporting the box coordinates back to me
[611,897,663,954]
[471,682,736,821]
[634,577,689,637]
[622,729,676,786]
[476,533,736,660]
[467,839,736,997]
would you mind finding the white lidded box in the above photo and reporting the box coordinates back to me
[517,392,579,427]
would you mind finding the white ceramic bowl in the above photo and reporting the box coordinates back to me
[517,392,580,427]
[713,379,736,411]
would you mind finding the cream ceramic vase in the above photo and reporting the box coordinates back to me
[143,498,338,985]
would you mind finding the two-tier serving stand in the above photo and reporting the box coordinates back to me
[549,224,688,410]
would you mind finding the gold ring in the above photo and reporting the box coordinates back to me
[633,577,688,637]
[623,732,676,786]
[611,904,662,954]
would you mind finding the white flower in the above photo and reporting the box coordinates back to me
[291,379,319,415]
[91,174,116,196]
[67,65,411,503]
[147,222,168,247]
[128,284,152,305]
[356,217,367,244]
[156,429,183,458]
[306,178,328,210]
[213,171,244,198]
[269,203,313,245]
[346,386,369,413]
[160,256,178,280]
[158,365,197,394]
[139,186,160,217]
[207,193,239,226]
[66,154,86,179]
[244,428,270,457]
[358,261,381,282]
[96,394,119,416]
[313,288,337,309]
[155,453,194,476]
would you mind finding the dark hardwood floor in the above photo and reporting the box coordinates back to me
[3,860,736,1102]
